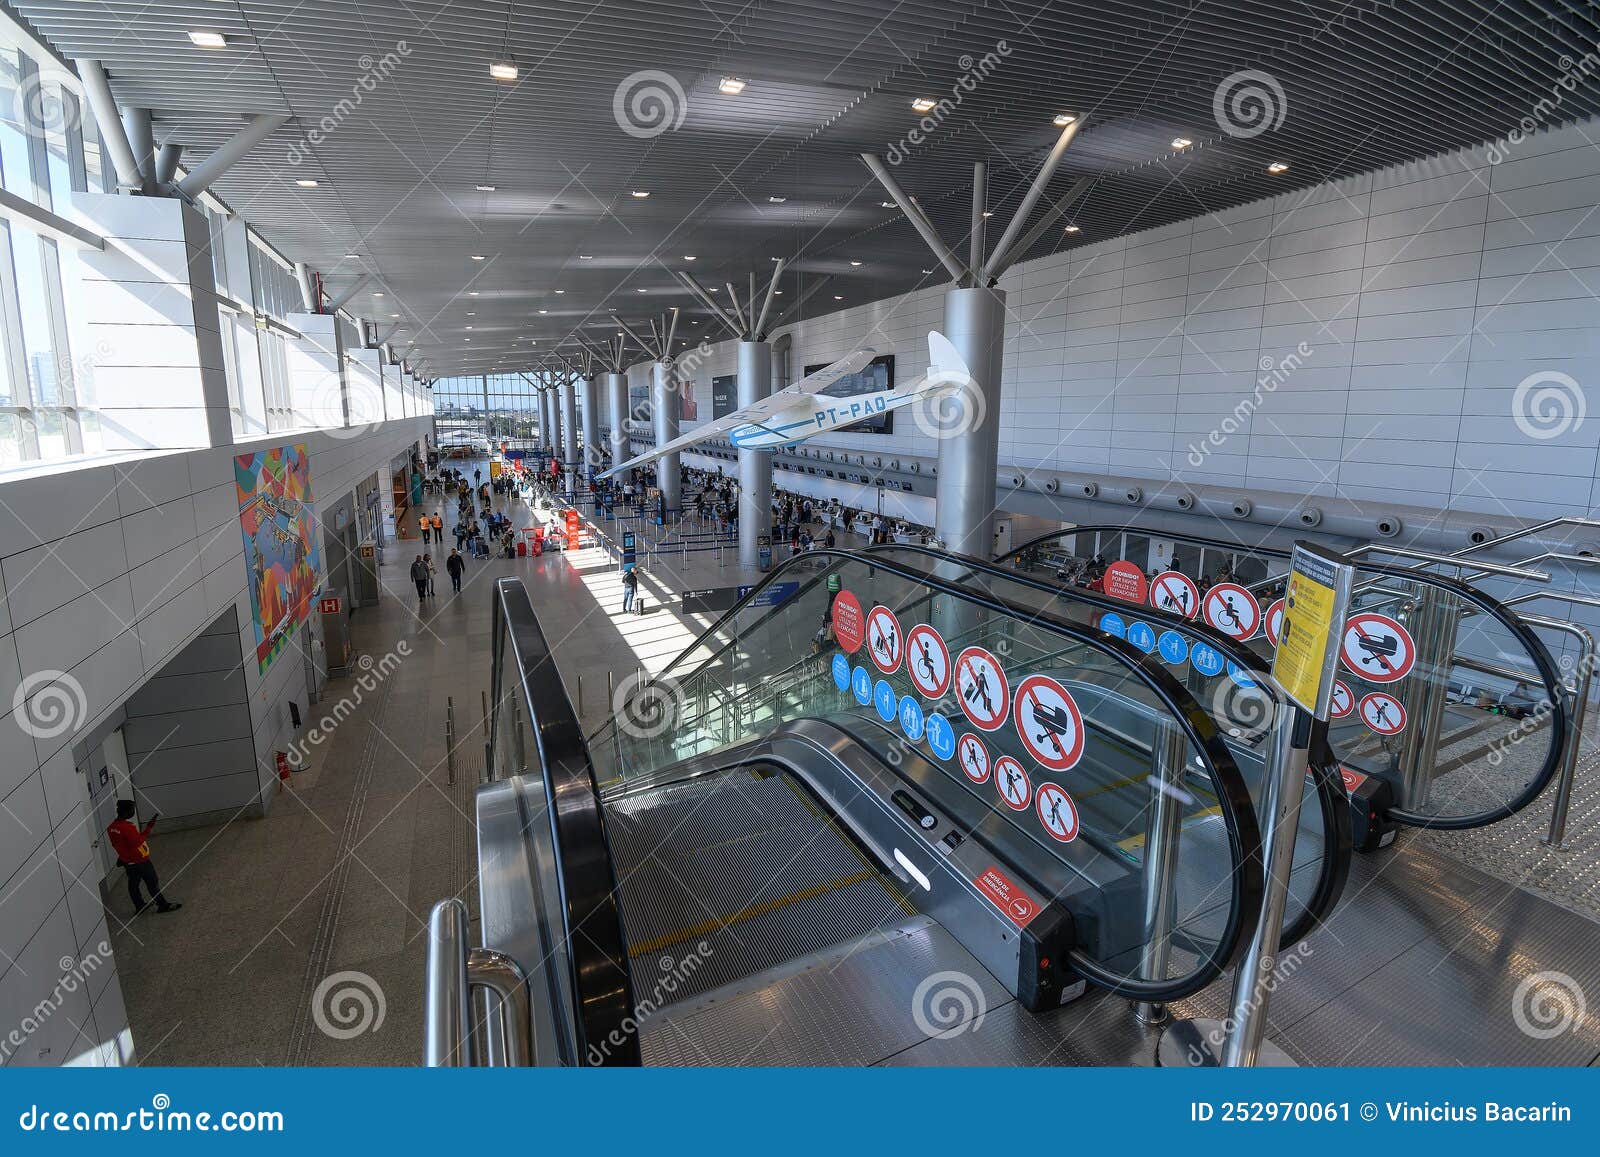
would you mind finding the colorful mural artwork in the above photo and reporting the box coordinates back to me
[236,445,321,673]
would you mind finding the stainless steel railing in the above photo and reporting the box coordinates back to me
[424,898,533,1066]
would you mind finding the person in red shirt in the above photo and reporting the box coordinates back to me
[106,801,182,916]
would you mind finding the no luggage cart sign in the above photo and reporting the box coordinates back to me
[1149,570,1201,620]
[905,624,951,699]
[866,605,903,673]
[994,755,1032,811]
[1203,583,1262,641]
[1014,675,1087,773]
[1340,613,1415,684]
[1035,782,1080,843]
[1359,691,1407,735]
[955,646,1009,731]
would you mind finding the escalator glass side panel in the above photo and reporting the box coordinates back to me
[999,526,1567,830]
[593,549,1265,999]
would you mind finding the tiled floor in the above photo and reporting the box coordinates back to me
[106,460,850,1065]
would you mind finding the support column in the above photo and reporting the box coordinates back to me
[736,341,773,570]
[560,376,578,490]
[651,360,681,514]
[936,286,1007,557]
[580,376,601,483]
[605,372,629,476]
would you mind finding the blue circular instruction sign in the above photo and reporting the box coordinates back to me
[1190,641,1225,678]
[925,712,955,761]
[1098,612,1127,639]
[898,695,925,742]
[832,652,851,691]
[874,678,897,722]
[1157,630,1190,665]
[852,665,873,705]
[1227,660,1257,688]
[1126,621,1157,654]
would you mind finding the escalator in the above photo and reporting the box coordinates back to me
[455,547,1297,1066]
[997,525,1569,845]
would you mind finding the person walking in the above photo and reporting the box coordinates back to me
[410,554,428,604]
[621,567,638,614]
[423,553,437,597]
[107,801,182,915]
[447,548,465,592]
[417,510,430,540]
[432,513,444,544]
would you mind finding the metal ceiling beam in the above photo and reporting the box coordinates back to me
[986,177,1095,282]
[751,258,785,342]
[177,113,291,199]
[969,162,987,276]
[982,117,1086,283]
[858,152,971,285]
[674,270,743,337]
[326,275,370,312]
[75,61,141,190]
[723,281,747,331]
[154,142,182,187]
[293,262,319,312]
[611,316,658,362]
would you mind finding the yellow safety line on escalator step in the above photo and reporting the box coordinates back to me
[1117,804,1223,853]
[627,868,880,958]
[778,775,918,918]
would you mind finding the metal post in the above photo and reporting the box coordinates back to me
[652,360,681,514]
[424,899,470,1066]
[936,286,1007,556]
[123,107,155,190]
[561,374,579,491]
[604,371,628,480]
[445,697,456,785]
[74,60,144,190]
[1220,708,1310,1066]
[1395,585,1460,810]
[969,161,987,275]
[1547,628,1594,848]
[580,375,601,486]
[1134,722,1188,1025]
[735,341,774,571]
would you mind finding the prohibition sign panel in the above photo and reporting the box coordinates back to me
[1103,560,1148,603]
[994,755,1032,811]
[1329,680,1355,719]
[955,646,1010,731]
[1013,675,1086,772]
[1149,570,1201,620]
[1203,583,1262,641]
[866,604,904,674]
[832,590,864,653]
[905,624,951,699]
[1035,782,1080,843]
[957,733,991,784]
[1340,613,1415,684]
[1264,599,1285,647]
[1359,691,1407,735]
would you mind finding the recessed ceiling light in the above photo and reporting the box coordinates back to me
[390,313,400,318]
[1053,113,1077,126]
[579,254,593,260]
[188,30,227,49]
[767,195,786,204]
[1171,137,1193,149]
[538,309,548,314]
[475,183,497,192]
[343,252,360,259]
[636,287,647,292]
[466,312,475,316]
[489,61,518,81]
[373,291,385,297]
[773,290,783,295]
[295,178,319,188]
[464,325,473,330]
[922,269,934,275]
[1267,161,1290,174]
[554,289,565,294]
[464,337,472,342]
[880,201,895,209]
[470,254,486,261]
[719,76,746,95]
[833,295,843,301]
[684,255,696,261]
[849,260,863,267]
[629,190,650,199]
[1063,224,1081,233]
[468,290,479,296]
[911,97,937,112]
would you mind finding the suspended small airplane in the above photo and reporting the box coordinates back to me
[599,331,973,479]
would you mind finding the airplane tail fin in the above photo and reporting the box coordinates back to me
[924,330,972,392]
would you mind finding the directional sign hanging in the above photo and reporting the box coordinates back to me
[1329,680,1355,719]
[1264,598,1285,647]
[905,624,951,699]
[1035,782,1080,843]
[1148,570,1201,620]
[1013,675,1086,773]
[994,755,1033,811]
[1203,583,1263,641]
[955,646,1010,732]
[1340,613,1416,684]
[1359,691,1407,735]
[957,733,991,784]
[866,605,904,674]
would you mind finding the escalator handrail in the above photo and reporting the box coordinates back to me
[863,542,1352,950]
[999,524,1570,830]
[489,578,640,1065]
[607,548,1267,1002]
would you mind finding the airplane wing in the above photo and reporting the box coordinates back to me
[597,347,876,479]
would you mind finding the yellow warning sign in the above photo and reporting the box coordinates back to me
[1272,542,1355,719]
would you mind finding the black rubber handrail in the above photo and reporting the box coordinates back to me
[864,542,1351,950]
[609,548,1266,1003]
[489,578,639,1066]
[999,524,1570,831]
